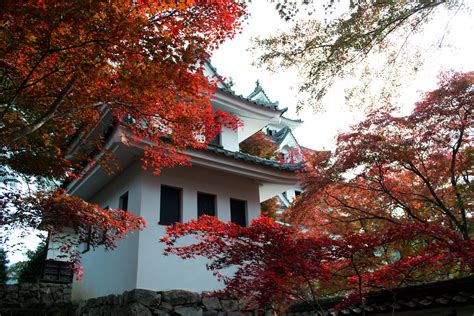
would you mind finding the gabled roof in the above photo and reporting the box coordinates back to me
[206,59,286,113]
[217,87,285,112]
[204,58,234,91]
[288,276,474,315]
[247,80,280,110]
[281,116,303,124]
[271,126,293,145]
[205,58,287,113]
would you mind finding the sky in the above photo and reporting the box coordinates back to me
[211,1,474,151]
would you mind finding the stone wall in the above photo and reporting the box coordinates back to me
[76,289,272,316]
[0,285,274,316]
[0,282,75,315]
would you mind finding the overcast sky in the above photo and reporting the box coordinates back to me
[211,1,474,150]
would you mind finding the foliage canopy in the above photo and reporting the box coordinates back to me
[256,0,466,110]
[0,0,246,274]
[163,71,474,311]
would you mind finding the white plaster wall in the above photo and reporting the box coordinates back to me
[136,165,261,292]
[238,116,272,142]
[47,229,77,261]
[221,126,239,152]
[72,161,142,300]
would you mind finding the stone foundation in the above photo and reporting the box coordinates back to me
[76,289,270,316]
[0,282,75,315]
[0,284,275,316]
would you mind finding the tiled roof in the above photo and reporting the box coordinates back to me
[206,145,301,172]
[282,117,303,124]
[287,276,474,315]
[208,61,285,112]
[272,126,293,145]
[218,86,286,112]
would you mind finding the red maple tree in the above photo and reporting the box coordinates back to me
[0,0,246,270]
[239,131,279,160]
[162,72,473,311]
[163,216,472,311]
[290,71,473,240]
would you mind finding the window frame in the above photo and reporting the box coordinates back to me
[159,185,182,226]
[119,192,129,211]
[197,192,217,218]
[230,198,247,227]
[208,133,222,148]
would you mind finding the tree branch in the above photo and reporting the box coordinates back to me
[10,74,77,142]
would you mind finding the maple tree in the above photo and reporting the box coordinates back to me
[239,131,279,160]
[260,197,281,219]
[162,72,473,311]
[163,216,472,312]
[255,0,470,109]
[0,0,246,271]
[2,188,146,278]
[290,71,473,240]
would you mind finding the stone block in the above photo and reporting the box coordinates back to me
[220,299,239,312]
[203,310,219,316]
[151,309,171,316]
[26,297,40,305]
[99,304,112,316]
[42,292,53,304]
[40,286,51,294]
[175,306,203,316]
[52,289,63,301]
[160,302,174,311]
[6,284,18,292]
[202,297,221,310]
[127,289,162,308]
[19,290,31,298]
[161,290,201,305]
[19,283,31,290]
[123,302,153,316]
[6,292,19,300]
[86,307,99,316]
[63,293,71,301]
[106,294,116,305]
[30,283,40,291]
[86,297,96,307]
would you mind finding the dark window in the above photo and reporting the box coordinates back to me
[209,133,221,147]
[82,202,109,253]
[267,128,274,136]
[160,186,181,225]
[230,199,247,227]
[41,260,73,284]
[295,190,302,197]
[82,227,91,253]
[198,192,216,217]
[119,192,128,211]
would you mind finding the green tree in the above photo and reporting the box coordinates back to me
[8,243,46,283]
[256,0,469,110]
[0,248,8,284]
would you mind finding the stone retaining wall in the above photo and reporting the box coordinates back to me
[0,284,275,316]
[0,282,75,315]
[76,289,272,316]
